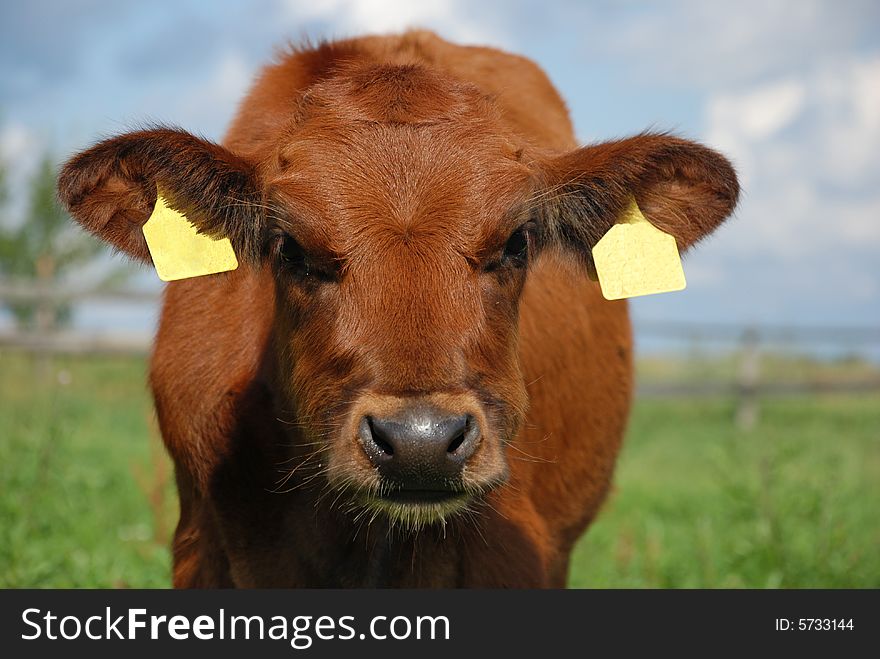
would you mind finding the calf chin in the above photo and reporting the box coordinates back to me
[352,490,476,533]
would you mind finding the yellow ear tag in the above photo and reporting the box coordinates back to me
[142,193,238,282]
[591,197,685,300]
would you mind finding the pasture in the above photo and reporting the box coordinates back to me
[1,353,877,588]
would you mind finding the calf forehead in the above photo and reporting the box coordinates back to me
[275,123,531,258]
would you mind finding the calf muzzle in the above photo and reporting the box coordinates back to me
[357,405,480,493]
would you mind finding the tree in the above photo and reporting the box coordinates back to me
[0,153,126,329]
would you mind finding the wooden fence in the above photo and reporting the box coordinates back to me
[0,281,155,356]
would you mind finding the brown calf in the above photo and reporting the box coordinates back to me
[58,31,738,587]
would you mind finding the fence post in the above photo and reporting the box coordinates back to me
[735,327,761,430]
[34,255,56,381]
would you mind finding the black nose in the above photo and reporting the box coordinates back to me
[358,406,480,489]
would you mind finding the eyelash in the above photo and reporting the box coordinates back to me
[274,234,336,282]
[502,224,530,264]
[484,223,533,272]
[274,224,533,279]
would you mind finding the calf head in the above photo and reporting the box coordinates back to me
[59,64,738,530]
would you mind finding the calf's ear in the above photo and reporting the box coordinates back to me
[535,133,739,268]
[57,128,264,264]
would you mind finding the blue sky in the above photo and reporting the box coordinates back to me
[2,0,878,335]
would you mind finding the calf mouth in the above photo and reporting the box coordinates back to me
[354,474,508,532]
[362,488,474,531]
[379,488,469,504]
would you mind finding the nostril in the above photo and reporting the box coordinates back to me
[447,431,465,454]
[365,417,394,456]
[446,415,476,456]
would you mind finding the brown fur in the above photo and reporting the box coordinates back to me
[58,31,738,587]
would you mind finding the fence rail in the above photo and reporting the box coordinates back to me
[636,321,880,345]
[0,328,153,356]
[0,281,160,304]
[637,379,880,397]
[0,281,157,356]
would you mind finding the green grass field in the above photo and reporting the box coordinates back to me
[1,353,878,588]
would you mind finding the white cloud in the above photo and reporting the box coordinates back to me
[0,121,38,165]
[173,50,253,136]
[705,79,806,188]
[591,0,877,88]
[703,52,880,266]
[280,0,508,47]
[814,55,880,187]
[0,121,44,225]
[708,80,805,142]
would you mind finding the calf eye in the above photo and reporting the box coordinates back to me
[278,234,307,271]
[501,223,531,266]
[274,234,337,283]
